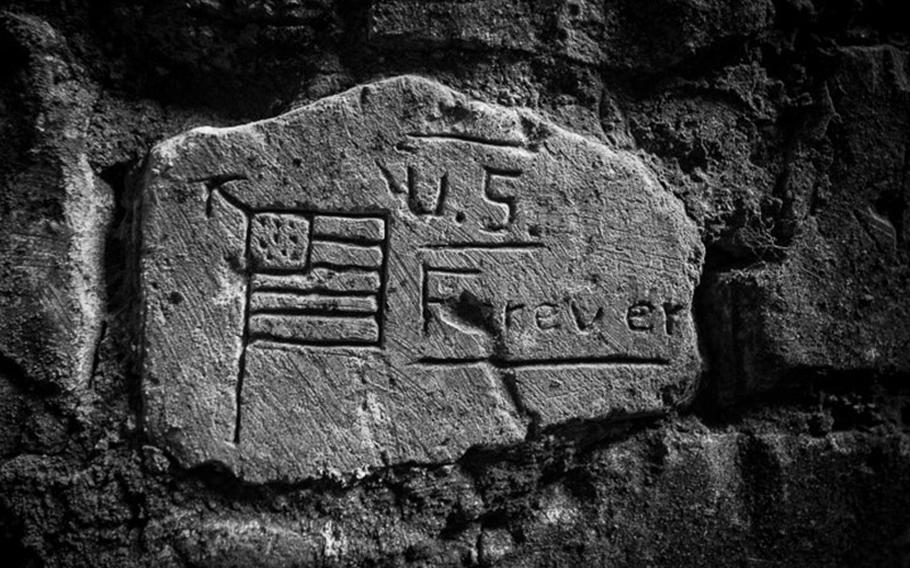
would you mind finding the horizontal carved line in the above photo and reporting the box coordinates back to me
[310,234,384,246]
[484,166,523,177]
[424,266,482,275]
[194,173,249,194]
[252,286,378,298]
[245,208,390,218]
[419,242,544,251]
[310,261,384,271]
[253,267,381,278]
[250,291,378,315]
[252,271,382,296]
[253,267,312,276]
[253,265,383,276]
[249,308,378,318]
[249,336,380,349]
[410,355,670,370]
[250,313,380,343]
[312,215,386,243]
[407,132,530,150]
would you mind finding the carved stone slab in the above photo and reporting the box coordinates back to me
[139,76,703,481]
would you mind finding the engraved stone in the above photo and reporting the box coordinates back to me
[249,213,310,269]
[139,75,703,481]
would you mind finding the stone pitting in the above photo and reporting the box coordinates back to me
[139,75,703,482]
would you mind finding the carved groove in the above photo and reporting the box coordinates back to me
[252,270,381,294]
[309,234,383,246]
[252,286,378,298]
[249,313,379,344]
[376,160,405,194]
[482,167,521,229]
[423,266,482,275]
[197,174,250,218]
[435,173,449,216]
[411,355,670,369]
[234,208,254,444]
[312,215,385,243]
[375,211,392,347]
[257,264,383,275]
[311,261,385,271]
[419,242,544,250]
[249,308,378,318]
[309,241,384,269]
[249,335,381,349]
[422,265,485,332]
[406,132,529,149]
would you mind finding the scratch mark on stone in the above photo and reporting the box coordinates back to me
[88,320,107,390]
[192,173,249,217]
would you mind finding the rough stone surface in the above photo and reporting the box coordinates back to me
[140,417,910,568]
[370,0,775,71]
[370,0,538,53]
[0,14,111,393]
[140,76,702,481]
[702,44,910,403]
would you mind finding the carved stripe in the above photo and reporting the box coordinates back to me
[309,241,384,269]
[249,292,378,314]
[251,268,381,294]
[312,215,385,243]
[249,314,380,344]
